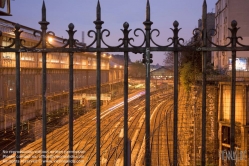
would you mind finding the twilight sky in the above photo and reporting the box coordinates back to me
[2,0,217,65]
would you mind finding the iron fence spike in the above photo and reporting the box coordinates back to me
[42,0,46,21]
[146,0,150,21]
[96,0,101,21]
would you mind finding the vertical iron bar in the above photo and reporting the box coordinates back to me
[67,23,76,166]
[230,51,236,166]
[230,20,238,166]
[201,1,207,165]
[124,50,128,166]
[123,22,129,166]
[41,27,47,166]
[68,54,73,165]
[127,139,131,166]
[39,1,49,165]
[145,48,151,166]
[172,21,179,166]
[173,52,178,166]
[173,50,178,166]
[14,24,21,166]
[94,1,104,166]
[96,44,101,166]
[143,1,153,165]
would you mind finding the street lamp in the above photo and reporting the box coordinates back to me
[47,36,53,43]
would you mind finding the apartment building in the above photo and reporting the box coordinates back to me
[214,1,249,165]
[213,0,249,76]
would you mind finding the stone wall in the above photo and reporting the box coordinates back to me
[178,85,219,165]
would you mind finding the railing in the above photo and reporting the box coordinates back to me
[1,0,249,166]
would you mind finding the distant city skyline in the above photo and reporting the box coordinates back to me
[3,0,217,65]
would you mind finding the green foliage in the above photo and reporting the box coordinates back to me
[180,62,196,91]
[173,36,203,91]
[164,34,226,91]
[180,40,202,74]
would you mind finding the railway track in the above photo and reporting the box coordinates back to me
[0,88,175,166]
[150,93,174,166]
[0,105,87,160]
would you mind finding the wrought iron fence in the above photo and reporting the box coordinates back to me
[0,0,249,165]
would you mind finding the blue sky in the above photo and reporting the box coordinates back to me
[2,0,217,65]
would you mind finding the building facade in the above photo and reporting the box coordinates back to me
[0,0,11,16]
[213,1,249,165]
[213,0,249,77]
[218,82,249,166]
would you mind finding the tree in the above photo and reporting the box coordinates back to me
[180,38,202,91]
[128,60,145,78]
[180,62,196,91]
[164,52,174,68]
[164,51,184,69]
[164,35,203,91]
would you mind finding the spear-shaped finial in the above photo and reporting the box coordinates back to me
[42,0,46,21]
[202,0,207,16]
[202,0,207,28]
[94,0,104,29]
[146,0,150,21]
[96,0,101,21]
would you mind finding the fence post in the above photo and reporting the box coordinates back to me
[230,20,239,166]
[39,1,49,165]
[143,1,153,165]
[94,1,104,165]
[122,22,130,166]
[128,139,131,166]
[67,23,76,166]
[201,0,207,165]
[13,23,21,166]
[173,20,179,166]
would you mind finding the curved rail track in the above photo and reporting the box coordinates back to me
[0,88,178,166]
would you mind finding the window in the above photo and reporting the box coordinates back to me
[228,57,248,71]
[222,126,230,144]
[88,57,92,66]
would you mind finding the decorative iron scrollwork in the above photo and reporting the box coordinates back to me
[101,29,124,48]
[150,21,187,47]
[100,22,146,49]
[206,20,249,48]
[150,28,173,47]
[0,24,20,48]
[129,28,146,48]
[206,28,231,47]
